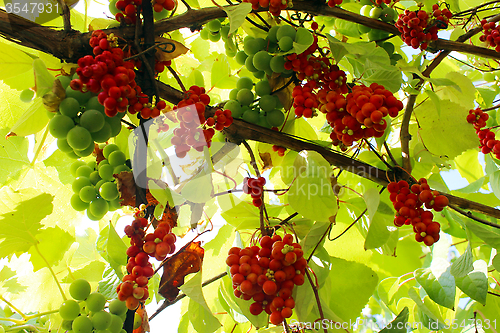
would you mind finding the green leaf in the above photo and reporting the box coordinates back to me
[181,271,221,333]
[0,189,53,258]
[493,253,500,271]
[287,151,338,222]
[148,180,185,207]
[465,220,500,249]
[0,41,34,80]
[0,129,30,185]
[425,89,441,117]
[0,266,26,294]
[211,54,231,89]
[379,307,409,333]
[223,3,252,36]
[427,77,461,91]
[414,258,456,309]
[407,287,445,324]
[364,211,395,250]
[363,187,380,222]
[62,261,106,283]
[33,58,55,97]
[326,35,348,63]
[106,221,128,267]
[413,100,478,159]
[450,242,473,278]
[455,260,488,305]
[8,98,49,137]
[181,173,214,204]
[325,257,379,322]
[27,226,74,271]
[435,72,475,109]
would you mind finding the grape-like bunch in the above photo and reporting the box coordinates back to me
[70,144,129,220]
[387,179,448,246]
[70,30,167,119]
[224,77,285,129]
[199,20,237,57]
[49,78,124,159]
[466,108,500,158]
[395,4,452,50]
[480,20,500,52]
[241,0,289,16]
[226,234,306,326]
[59,278,128,333]
[119,217,177,310]
[243,177,266,208]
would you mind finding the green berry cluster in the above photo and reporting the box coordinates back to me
[70,144,129,220]
[59,279,128,333]
[48,75,124,159]
[224,77,285,128]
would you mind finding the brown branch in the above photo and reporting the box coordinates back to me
[448,204,500,229]
[55,0,71,32]
[400,94,417,173]
[304,269,328,333]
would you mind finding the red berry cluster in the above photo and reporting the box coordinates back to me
[119,217,177,310]
[171,85,232,158]
[466,108,500,157]
[318,83,403,148]
[242,0,289,17]
[395,5,452,50]
[205,109,234,131]
[243,177,266,207]
[272,145,287,156]
[388,179,448,246]
[114,0,142,24]
[71,30,167,119]
[225,234,306,326]
[292,81,319,118]
[152,0,176,14]
[326,0,342,7]
[480,20,500,52]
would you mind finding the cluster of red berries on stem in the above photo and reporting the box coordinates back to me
[243,177,266,207]
[395,5,452,50]
[71,30,168,119]
[480,20,500,52]
[114,0,141,24]
[226,234,307,325]
[119,217,177,310]
[292,81,319,118]
[388,179,448,246]
[466,108,500,158]
[318,83,403,148]
[152,0,176,14]
[242,0,288,16]
[171,86,232,158]
[272,145,287,157]
[326,0,342,7]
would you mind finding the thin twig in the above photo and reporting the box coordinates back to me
[149,272,228,321]
[304,269,328,333]
[448,204,500,229]
[121,118,137,128]
[364,139,393,170]
[252,12,271,29]
[488,291,500,297]
[123,41,177,61]
[167,66,187,92]
[180,0,192,10]
[329,208,367,241]
[383,141,399,166]
[56,0,71,32]
[244,17,269,31]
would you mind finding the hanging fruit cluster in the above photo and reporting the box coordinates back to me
[226,234,306,326]
[171,85,233,158]
[243,177,266,207]
[71,30,168,119]
[466,108,500,158]
[241,0,289,16]
[388,178,448,246]
[70,144,128,220]
[318,83,404,148]
[395,4,452,50]
[119,216,177,310]
[480,20,500,52]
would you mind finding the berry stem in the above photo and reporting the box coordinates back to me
[0,295,27,321]
[32,242,68,301]
[304,269,329,333]
[448,204,500,229]
[167,66,187,93]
